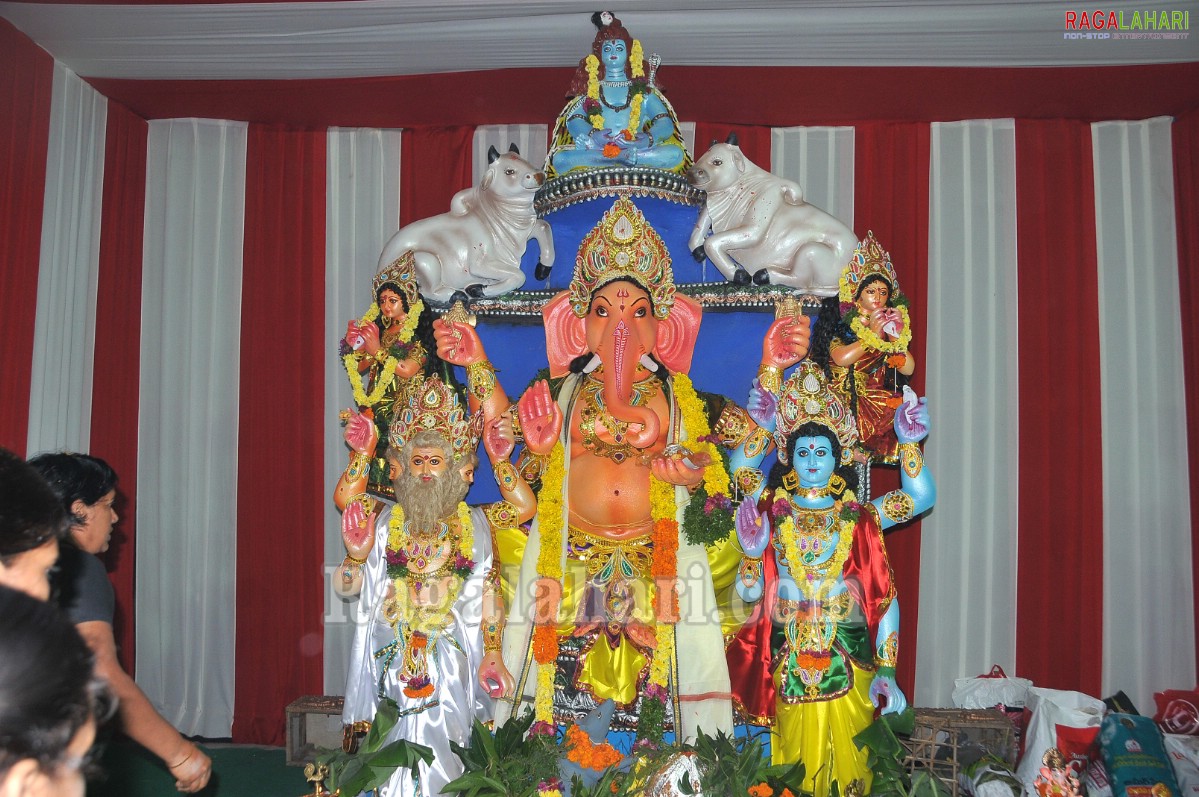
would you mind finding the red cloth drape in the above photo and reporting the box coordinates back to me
[853,122,931,701]
[692,123,771,168]
[233,125,327,745]
[91,101,148,674]
[0,21,53,452]
[1014,120,1103,696]
[399,126,474,228]
[1172,111,1199,672]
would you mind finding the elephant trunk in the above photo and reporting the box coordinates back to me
[600,319,659,449]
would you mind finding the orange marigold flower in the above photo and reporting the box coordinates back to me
[887,354,907,368]
[884,395,904,410]
[533,625,559,665]
[602,142,621,158]
[781,790,796,797]
[748,784,774,797]
[565,724,623,771]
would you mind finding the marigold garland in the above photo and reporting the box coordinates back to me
[341,298,423,407]
[672,373,730,498]
[849,305,912,354]
[565,725,623,771]
[343,353,398,407]
[533,443,566,725]
[583,49,646,136]
[776,494,858,588]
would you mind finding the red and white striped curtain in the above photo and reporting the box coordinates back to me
[2,20,1195,743]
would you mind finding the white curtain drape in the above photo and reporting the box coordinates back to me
[322,126,402,694]
[473,124,548,182]
[26,63,107,457]
[1093,116,1194,713]
[917,119,1020,707]
[771,126,856,231]
[136,118,247,737]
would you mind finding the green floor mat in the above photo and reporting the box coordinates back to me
[89,740,312,796]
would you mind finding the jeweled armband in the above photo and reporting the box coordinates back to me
[483,618,504,652]
[466,360,498,403]
[733,466,764,496]
[712,403,753,448]
[880,490,916,523]
[738,556,763,589]
[898,442,923,479]
[875,631,899,670]
[757,364,783,395]
[485,500,520,530]
[346,451,371,481]
[744,427,772,459]
[493,460,519,493]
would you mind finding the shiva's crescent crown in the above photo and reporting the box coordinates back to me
[373,251,422,308]
[569,197,675,319]
[775,361,859,465]
[388,376,482,463]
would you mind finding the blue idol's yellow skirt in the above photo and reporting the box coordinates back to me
[771,658,875,797]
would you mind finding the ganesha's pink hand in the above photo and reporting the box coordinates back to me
[762,316,811,369]
[650,450,710,488]
[518,381,562,455]
[433,319,485,366]
[483,415,515,462]
[343,411,378,456]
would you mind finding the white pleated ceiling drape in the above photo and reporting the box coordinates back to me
[772,126,857,233]
[322,127,403,695]
[1093,117,1194,713]
[918,119,1020,708]
[136,118,247,738]
[27,63,107,457]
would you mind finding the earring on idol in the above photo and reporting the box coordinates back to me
[781,469,799,492]
[828,473,846,498]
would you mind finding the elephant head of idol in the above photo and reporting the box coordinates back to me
[543,198,701,450]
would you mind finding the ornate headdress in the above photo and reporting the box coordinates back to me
[373,251,422,308]
[569,197,675,319]
[838,231,902,307]
[387,376,482,463]
[775,361,859,464]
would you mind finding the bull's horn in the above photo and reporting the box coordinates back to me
[726,132,740,146]
[508,143,520,155]
[487,145,500,163]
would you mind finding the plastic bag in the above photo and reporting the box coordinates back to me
[1016,687,1105,795]
[954,666,1034,748]
[1100,713,1180,797]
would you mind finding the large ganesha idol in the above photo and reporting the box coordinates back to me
[437,198,790,742]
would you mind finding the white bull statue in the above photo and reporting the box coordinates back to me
[687,137,858,296]
[376,145,555,304]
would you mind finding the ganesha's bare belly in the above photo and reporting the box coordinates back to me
[566,453,654,540]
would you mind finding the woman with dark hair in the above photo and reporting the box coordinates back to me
[341,251,460,499]
[28,452,212,794]
[0,448,70,601]
[0,584,109,796]
[828,233,917,464]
